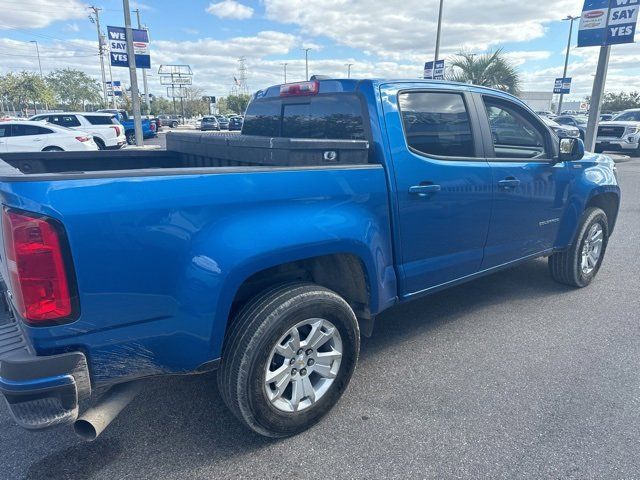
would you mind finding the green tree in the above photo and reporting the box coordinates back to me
[446,49,521,95]
[47,68,102,110]
[601,91,640,112]
[224,94,251,115]
[0,71,53,115]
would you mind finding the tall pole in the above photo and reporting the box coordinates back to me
[29,41,47,112]
[584,45,611,152]
[433,0,444,79]
[282,63,287,83]
[557,15,580,115]
[123,0,143,146]
[345,63,353,79]
[134,9,151,114]
[303,48,311,80]
[89,6,109,106]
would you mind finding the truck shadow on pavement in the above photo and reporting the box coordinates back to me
[24,258,572,479]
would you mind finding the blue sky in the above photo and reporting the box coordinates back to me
[1,0,638,100]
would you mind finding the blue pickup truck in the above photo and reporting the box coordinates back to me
[0,79,620,440]
[97,109,157,144]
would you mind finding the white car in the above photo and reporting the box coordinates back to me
[596,108,640,155]
[29,112,126,150]
[0,121,98,152]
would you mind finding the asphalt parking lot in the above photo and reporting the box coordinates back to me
[1,158,639,479]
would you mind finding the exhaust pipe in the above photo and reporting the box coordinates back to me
[74,381,142,441]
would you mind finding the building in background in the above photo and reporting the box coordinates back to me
[518,91,554,111]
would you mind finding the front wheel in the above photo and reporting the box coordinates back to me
[218,283,360,437]
[549,207,609,287]
[126,131,135,145]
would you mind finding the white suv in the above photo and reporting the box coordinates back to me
[30,112,126,150]
[596,109,640,156]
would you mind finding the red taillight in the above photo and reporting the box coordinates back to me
[111,125,121,136]
[150,122,156,132]
[75,136,91,142]
[2,209,75,324]
[279,81,320,97]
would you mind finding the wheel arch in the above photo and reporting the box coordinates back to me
[586,190,620,234]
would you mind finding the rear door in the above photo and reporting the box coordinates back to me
[475,93,569,268]
[380,83,493,296]
[5,124,50,152]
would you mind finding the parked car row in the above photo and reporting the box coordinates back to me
[30,112,126,149]
[0,121,98,152]
[535,109,640,155]
[200,114,244,132]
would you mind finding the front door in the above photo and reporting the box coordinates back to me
[477,94,570,268]
[381,84,493,296]
[5,124,47,152]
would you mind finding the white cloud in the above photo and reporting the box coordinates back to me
[0,0,86,30]
[263,0,584,59]
[206,0,254,20]
[64,23,80,33]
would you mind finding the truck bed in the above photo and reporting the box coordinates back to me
[0,133,370,180]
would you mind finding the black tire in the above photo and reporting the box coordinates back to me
[42,146,63,152]
[171,121,178,128]
[94,138,106,150]
[218,283,360,437]
[549,207,609,287]
[126,131,135,145]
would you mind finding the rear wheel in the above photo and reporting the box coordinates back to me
[94,138,106,150]
[549,207,609,287]
[171,121,178,128]
[218,283,359,437]
[125,131,135,145]
[42,146,63,152]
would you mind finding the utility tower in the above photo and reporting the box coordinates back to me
[237,57,248,95]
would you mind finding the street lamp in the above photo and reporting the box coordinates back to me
[29,41,47,113]
[345,63,353,79]
[557,15,581,115]
[433,0,444,78]
[281,62,288,83]
[302,48,311,80]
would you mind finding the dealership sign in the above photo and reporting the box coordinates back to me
[577,0,639,47]
[107,26,151,68]
[424,60,445,79]
[553,77,572,94]
[106,80,122,96]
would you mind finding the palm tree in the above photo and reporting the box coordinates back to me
[446,49,521,95]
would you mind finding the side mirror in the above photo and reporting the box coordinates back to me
[558,137,584,162]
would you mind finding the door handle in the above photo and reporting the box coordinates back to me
[409,184,441,197]
[32,138,42,141]
[498,178,520,190]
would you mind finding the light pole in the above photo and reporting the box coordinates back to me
[557,15,580,115]
[302,48,311,80]
[122,0,143,146]
[282,62,288,83]
[29,41,47,112]
[345,63,353,79]
[89,6,109,107]
[433,0,444,79]
[134,9,151,114]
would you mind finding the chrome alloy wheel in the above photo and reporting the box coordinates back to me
[581,223,604,275]
[264,318,343,413]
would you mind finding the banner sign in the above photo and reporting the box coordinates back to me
[107,26,151,69]
[424,60,445,79]
[577,0,639,47]
[553,77,572,94]
[105,81,122,96]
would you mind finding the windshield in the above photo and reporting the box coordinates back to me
[541,117,560,127]
[573,116,588,126]
[613,110,640,122]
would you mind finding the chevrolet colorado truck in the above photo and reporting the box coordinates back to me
[0,79,620,440]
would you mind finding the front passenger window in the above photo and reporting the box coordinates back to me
[483,98,548,159]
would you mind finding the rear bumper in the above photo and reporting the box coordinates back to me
[0,315,91,429]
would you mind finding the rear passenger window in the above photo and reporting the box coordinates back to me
[11,125,52,136]
[85,115,117,125]
[398,92,475,157]
[242,101,280,136]
[48,115,81,128]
